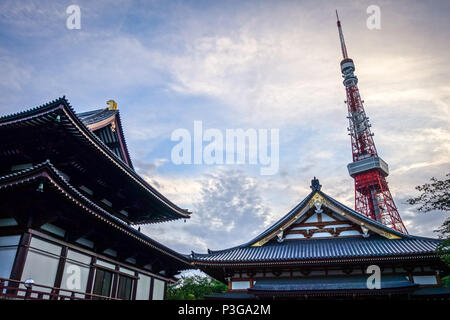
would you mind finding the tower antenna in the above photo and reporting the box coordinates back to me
[336,10,348,59]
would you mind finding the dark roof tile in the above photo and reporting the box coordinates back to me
[192,236,440,263]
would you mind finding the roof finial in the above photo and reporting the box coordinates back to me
[106,99,117,110]
[311,177,322,191]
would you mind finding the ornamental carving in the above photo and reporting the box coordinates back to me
[308,193,328,208]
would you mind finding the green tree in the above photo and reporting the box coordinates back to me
[167,274,227,300]
[407,173,450,286]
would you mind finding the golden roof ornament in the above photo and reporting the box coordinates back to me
[106,99,117,110]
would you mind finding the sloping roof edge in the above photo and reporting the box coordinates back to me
[77,108,133,168]
[0,160,192,266]
[191,187,436,257]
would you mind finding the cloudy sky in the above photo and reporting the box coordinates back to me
[1,0,449,254]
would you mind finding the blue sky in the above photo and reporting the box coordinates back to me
[1,0,449,254]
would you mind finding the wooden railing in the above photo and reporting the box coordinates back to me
[0,278,120,300]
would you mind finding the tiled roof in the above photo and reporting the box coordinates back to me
[190,185,433,265]
[191,235,440,263]
[189,179,442,266]
[77,108,118,125]
[249,275,416,291]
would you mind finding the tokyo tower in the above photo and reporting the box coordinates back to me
[335,11,408,233]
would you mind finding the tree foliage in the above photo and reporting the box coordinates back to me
[436,239,450,287]
[407,173,450,286]
[406,174,450,212]
[166,274,227,300]
[406,173,450,236]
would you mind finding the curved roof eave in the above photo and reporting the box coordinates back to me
[0,160,192,266]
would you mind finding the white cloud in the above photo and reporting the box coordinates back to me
[0,56,32,92]
[143,168,270,253]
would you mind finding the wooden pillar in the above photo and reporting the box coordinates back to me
[149,277,154,300]
[436,270,442,286]
[52,246,68,299]
[9,232,31,281]
[131,272,138,300]
[111,265,120,298]
[54,247,68,287]
[408,272,413,282]
[85,257,97,298]
[7,232,31,296]
[163,281,167,300]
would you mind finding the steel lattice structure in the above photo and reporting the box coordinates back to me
[336,11,408,233]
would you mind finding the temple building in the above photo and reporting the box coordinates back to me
[0,97,192,300]
[191,178,449,299]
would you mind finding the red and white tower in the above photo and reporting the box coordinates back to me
[336,11,408,233]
